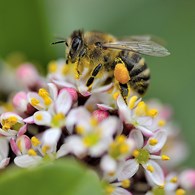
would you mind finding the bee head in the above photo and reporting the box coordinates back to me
[66,30,85,63]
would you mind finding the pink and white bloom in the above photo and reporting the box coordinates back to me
[12,91,28,113]
[180,169,195,190]
[0,137,10,169]
[60,107,122,158]
[117,95,156,137]
[13,128,61,168]
[0,112,24,137]
[117,129,167,186]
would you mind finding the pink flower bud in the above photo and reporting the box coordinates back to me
[10,138,21,155]
[92,109,109,122]
[16,63,39,87]
[63,87,78,102]
[180,169,195,190]
[13,91,28,113]
[16,135,31,154]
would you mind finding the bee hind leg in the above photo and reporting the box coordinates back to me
[86,63,103,88]
[119,83,130,102]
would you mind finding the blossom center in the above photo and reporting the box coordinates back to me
[133,148,150,164]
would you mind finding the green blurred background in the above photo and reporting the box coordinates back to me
[0,0,194,166]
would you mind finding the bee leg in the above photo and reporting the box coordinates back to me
[86,64,103,87]
[119,83,129,102]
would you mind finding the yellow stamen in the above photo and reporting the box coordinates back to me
[9,116,17,124]
[48,61,57,73]
[31,136,41,147]
[90,117,98,127]
[43,97,52,106]
[75,125,85,134]
[149,138,158,146]
[158,120,166,127]
[148,109,158,118]
[112,92,119,100]
[114,63,130,84]
[62,65,69,75]
[116,135,126,143]
[38,88,49,98]
[2,123,11,130]
[176,189,186,195]
[119,144,129,154]
[170,176,178,183]
[147,165,154,173]
[133,149,140,158]
[105,185,114,194]
[28,149,37,156]
[42,145,50,154]
[161,155,170,161]
[121,179,130,188]
[135,101,147,116]
[35,113,43,121]
[128,96,138,109]
[31,98,40,107]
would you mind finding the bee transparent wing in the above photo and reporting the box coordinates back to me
[102,40,170,57]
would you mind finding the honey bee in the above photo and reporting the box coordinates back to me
[53,30,170,100]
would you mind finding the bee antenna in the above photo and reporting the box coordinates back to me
[51,40,66,45]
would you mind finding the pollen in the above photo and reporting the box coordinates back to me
[38,88,49,98]
[28,149,37,156]
[176,188,186,195]
[148,109,158,118]
[161,155,170,161]
[48,61,57,73]
[62,64,69,75]
[147,165,155,173]
[114,63,130,84]
[75,125,85,134]
[170,176,178,183]
[133,149,140,158]
[105,185,114,194]
[158,119,166,127]
[112,92,119,100]
[135,101,148,116]
[43,97,52,106]
[31,98,40,107]
[149,138,158,146]
[121,179,131,188]
[35,114,43,121]
[31,136,41,147]
[42,145,51,154]
[129,96,138,109]
[90,117,98,127]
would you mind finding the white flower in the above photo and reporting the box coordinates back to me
[61,107,121,158]
[116,129,168,186]
[117,95,157,137]
[0,112,24,138]
[13,128,61,168]
[0,137,10,169]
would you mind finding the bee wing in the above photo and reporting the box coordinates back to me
[102,40,170,57]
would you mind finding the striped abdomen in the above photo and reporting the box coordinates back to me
[120,51,150,95]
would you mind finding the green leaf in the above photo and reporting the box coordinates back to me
[0,159,104,195]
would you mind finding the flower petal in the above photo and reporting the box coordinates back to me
[143,160,165,186]
[117,159,139,181]
[113,187,132,195]
[100,155,117,174]
[42,128,61,146]
[0,158,10,169]
[0,138,9,159]
[34,111,52,126]
[146,130,167,153]
[14,155,42,168]
[55,89,72,115]
[129,129,144,149]
[48,83,58,101]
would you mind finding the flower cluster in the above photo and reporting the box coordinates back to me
[0,59,194,195]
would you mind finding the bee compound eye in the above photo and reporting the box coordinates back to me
[72,37,81,51]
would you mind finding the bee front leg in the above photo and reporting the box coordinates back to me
[86,63,103,88]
